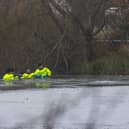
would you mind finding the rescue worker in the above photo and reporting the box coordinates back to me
[21,69,34,79]
[40,67,52,77]
[2,68,18,81]
[34,64,52,79]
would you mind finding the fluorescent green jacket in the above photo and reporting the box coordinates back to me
[40,67,52,77]
[34,67,52,78]
[21,73,34,79]
[2,73,15,81]
[34,69,41,75]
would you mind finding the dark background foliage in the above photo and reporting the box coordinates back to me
[0,0,129,75]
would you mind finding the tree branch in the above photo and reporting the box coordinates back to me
[93,16,105,36]
[49,0,67,17]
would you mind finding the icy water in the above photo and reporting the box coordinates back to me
[0,75,129,129]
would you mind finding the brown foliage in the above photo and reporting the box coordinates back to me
[0,0,59,74]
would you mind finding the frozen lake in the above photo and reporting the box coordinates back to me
[0,76,129,129]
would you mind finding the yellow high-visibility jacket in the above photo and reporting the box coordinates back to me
[34,67,52,78]
[2,73,15,81]
[40,67,52,77]
[21,72,34,79]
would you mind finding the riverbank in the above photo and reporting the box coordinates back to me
[70,43,129,75]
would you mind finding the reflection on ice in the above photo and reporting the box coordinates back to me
[0,76,129,129]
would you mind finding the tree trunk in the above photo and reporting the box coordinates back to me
[85,33,95,61]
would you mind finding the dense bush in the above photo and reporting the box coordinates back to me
[0,0,129,75]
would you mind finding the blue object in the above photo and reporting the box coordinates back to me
[34,74,42,79]
[18,74,22,79]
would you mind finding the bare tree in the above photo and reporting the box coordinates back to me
[43,0,110,63]
[107,1,129,40]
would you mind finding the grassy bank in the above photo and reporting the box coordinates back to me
[70,44,129,75]
[82,55,129,74]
